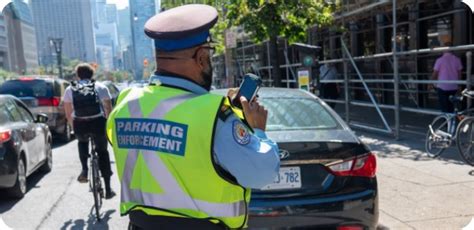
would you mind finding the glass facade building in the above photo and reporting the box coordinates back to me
[129,0,155,80]
[30,0,96,65]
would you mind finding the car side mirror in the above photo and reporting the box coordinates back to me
[35,113,49,123]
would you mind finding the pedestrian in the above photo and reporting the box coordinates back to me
[431,42,463,113]
[106,4,280,230]
[63,63,116,199]
[319,62,340,108]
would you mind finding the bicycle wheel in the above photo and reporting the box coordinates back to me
[456,117,474,166]
[91,158,102,221]
[425,115,451,158]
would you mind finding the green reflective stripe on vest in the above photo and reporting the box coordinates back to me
[107,86,250,228]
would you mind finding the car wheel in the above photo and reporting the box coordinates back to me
[8,157,27,199]
[61,123,72,142]
[40,140,52,173]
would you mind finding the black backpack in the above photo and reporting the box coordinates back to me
[71,80,102,118]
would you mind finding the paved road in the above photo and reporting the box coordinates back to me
[0,139,127,230]
[359,131,474,230]
[1,131,473,230]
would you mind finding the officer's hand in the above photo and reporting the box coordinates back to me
[240,96,267,131]
[227,88,238,99]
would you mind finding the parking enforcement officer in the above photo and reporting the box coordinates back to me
[106,4,280,230]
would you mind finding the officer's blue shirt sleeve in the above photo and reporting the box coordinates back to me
[213,114,280,189]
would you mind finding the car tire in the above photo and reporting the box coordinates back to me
[7,157,27,199]
[40,140,53,173]
[61,123,72,142]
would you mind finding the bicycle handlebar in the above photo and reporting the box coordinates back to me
[461,89,474,99]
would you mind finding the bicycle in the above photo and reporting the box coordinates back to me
[425,89,474,166]
[88,135,104,221]
[455,113,474,166]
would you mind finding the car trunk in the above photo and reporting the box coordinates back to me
[253,129,369,198]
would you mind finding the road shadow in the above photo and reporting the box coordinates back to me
[61,208,115,230]
[52,137,75,149]
[356,130,473,167]
[0,169,48,213]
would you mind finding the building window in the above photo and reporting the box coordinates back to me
[425,16,452,48]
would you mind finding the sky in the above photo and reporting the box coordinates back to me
[106,0,161,10]
[106,0,128,10]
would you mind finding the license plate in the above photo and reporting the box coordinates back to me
[261,167,302,190]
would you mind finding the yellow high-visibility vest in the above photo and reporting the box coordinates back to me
[106,85,251,228]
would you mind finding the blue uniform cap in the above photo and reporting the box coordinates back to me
[144,4,218,51]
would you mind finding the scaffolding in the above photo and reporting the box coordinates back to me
[213,0,474,138]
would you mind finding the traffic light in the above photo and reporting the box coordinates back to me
[143,59,149,67]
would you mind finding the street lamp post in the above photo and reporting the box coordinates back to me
[50,38,63,79]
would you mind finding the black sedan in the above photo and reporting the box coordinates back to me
[0,95,52,198]
[214,88,378,229]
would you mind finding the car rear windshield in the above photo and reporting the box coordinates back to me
[0,80,53,98]
[260,98,340,131]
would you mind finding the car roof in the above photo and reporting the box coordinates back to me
[5,75,67,82]
[0,94,21,103]
[213,87,316,99]
[0,94,13,101]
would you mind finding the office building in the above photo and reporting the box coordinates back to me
[95,22,119,71]
[129,0,155,79]
[118,7,131,51]
[0,15,10,71]
[30,0,96,66]
[106,4,118,24]
[3,0,39,74]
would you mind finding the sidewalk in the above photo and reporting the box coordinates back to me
[356,130,474,229]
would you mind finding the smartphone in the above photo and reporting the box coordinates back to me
[232,73,262,109]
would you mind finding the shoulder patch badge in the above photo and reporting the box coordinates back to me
[233,120,251,145]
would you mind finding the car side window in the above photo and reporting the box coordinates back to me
[6,100,24,122]
[0,104,13,125]
[16,102,34,123]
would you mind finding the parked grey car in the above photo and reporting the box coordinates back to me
[0,95,52,198]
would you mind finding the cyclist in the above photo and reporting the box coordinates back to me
[64,63,116,199]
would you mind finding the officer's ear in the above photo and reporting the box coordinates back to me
[194,47,208,69]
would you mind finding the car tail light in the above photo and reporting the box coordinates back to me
[0,130,11,143]
[326,152,377,178]
[337,225,364,230]
[19,77,34,81]
[38,97,60,107]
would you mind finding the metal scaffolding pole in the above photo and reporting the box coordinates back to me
[467,51,473,108]
[266,41,272,85]
[393,0,400,140]
[344,59,350,123]
[341,38,392,133]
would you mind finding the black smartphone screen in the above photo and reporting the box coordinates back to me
[232,74,261,109]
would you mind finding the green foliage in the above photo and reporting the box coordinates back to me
[62,59,82,80]
[226,0,334,44]
[0,68,17,81]
[160,0,229,54]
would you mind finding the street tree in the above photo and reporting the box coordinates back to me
[226,0,333,86]
[160,0,229,54]
[0,68,17,82]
